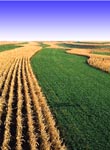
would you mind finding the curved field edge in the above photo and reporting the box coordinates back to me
[58,43,110,49]
[0,44,23,52]
[31,48,110,150]
[58,42,110,72]
[66,48,110,73]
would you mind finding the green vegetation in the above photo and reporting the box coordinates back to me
[75,41,110,44]
[59,43,110,49]
[93,51,110,56]
[31,48,110,150]
[38,42,50,48]
[0,44,22,52]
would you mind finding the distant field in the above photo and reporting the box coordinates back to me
[59,43,110,49]
[93,51,110,55]
[19,42,28,44]
[38,42,50,48]
[31,48,110,150]
[74,41,110,44]
[0,44,22,52]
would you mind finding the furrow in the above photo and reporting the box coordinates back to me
[25,58,51,150]
[1,59,19,150]
[22,58,37,150]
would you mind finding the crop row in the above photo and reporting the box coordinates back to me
[0,56,66,150]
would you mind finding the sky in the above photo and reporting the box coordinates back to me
[0,1,110,41]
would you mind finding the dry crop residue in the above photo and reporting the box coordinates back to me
[0,42,66,150]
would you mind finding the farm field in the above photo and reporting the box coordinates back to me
[58,42,110,49]
[0,42,65,150]
[31,46,110,150]
[73,41,110,45]
[0,41,110,150]
[1,0,110,150]
[59,42,110,73]
[0,44,22,52]
[93,51,110,55]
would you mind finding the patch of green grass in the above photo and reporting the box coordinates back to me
[59,43,110,49]
[93,51,110,56]
[75,41,110,44]
[38,42,50,48]
[31,48,110,150]
[0,44,22,52]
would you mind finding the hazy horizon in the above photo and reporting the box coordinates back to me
[0,1,110,41]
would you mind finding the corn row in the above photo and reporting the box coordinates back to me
[1,59,19,150]
[27,59,66,150]
[25,58,51,150]
[0,42,66,149]
[0,59,17,124]
[16,58,23,150]
[22,58,37,150]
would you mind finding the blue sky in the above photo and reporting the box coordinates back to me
[0,1,110,41]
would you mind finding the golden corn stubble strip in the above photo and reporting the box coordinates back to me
[1,59,19,150]
[0,59,17,124]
